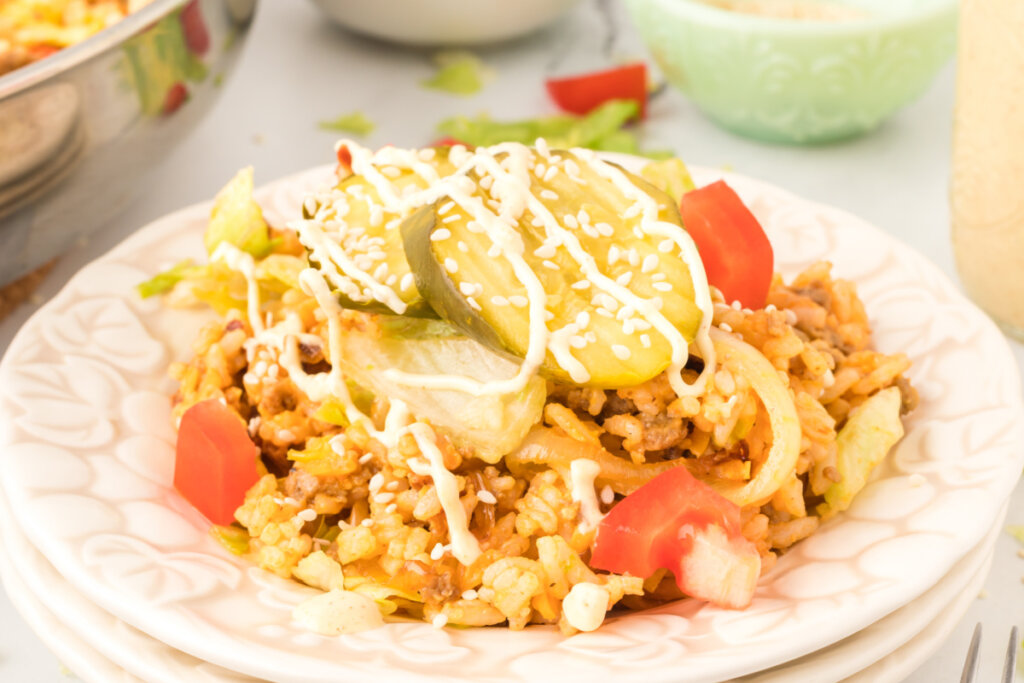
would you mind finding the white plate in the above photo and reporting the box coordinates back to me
[0,465,1004,683]
[1,161,1022,683]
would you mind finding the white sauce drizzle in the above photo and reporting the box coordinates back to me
[211,243,264,334]
[569,459,605,532]
[408,423,482,565]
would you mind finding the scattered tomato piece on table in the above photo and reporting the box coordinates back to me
[546,63,648,119]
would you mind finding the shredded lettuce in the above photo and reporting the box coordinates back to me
[210,525,250,555]
[438,99,639,149]
[422,50,491,96]
[254,254,305,292]
[823,387,905,516]
[319,111,375,136]
[204,167,274,258]
[136,259,199,298]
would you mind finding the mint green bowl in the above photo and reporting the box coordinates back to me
[625,0,957,144]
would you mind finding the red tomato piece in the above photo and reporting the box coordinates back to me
[679,180,774,310]
[430,137,472,149]
[546,63,647,119]
[162,82,189,115]
[179,0,210,55]
[174,399,260,526]
[590,467,761,609]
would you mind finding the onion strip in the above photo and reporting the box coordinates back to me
[505,329,801,508]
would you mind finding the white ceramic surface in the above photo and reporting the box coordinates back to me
[0,463,1003,683]
[308,0,582,46]
[0,161,1021,683]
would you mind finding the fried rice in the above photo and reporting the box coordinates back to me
[170,247,917,634]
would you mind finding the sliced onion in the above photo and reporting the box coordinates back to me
[708,328,801,507]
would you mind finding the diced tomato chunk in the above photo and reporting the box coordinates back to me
[180,0,210,55]
[174,399,260,525]
[678,180,774,310]
[590,466,761,609]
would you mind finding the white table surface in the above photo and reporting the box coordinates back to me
[0,1,1021,681]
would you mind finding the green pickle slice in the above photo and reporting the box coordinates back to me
[402,149,703,388]
[303,147,456,316]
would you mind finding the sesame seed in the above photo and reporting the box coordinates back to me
[361,518,375,527]
[418,148,437,161]
[296,508,317,522]
[570,335,587,349]
[612,344,631,360]
[381,166,402,179]
[576,311,590,327]
[372,263,389,281]
[571,280,591,290]
[431,228,452,241]
[369,474,384,492]
[477,490,497,505]
[640,334,652,348]
[534,163,547,178]
[386,274,398,286]
[373,492,395,504]
[633,227,644,240]
[608,246,621,264]
[458,241,469,253]
[385,503,398,514]
[509,295,529,307]
[467,296,482,311]
[652,273,667,281]
[487,244,501,258]
[442,214,461,224]
[616,272,633,286]
[563,214,579,229]
[543,166,559,182]
[438,201,455,215]
[432,614,449,628]
[284,497,299,507]
[534,244,557,259]
[444,258,459,274]
[653,282,673,292]
[582,224,600,239]
[545,310,555,321]
[600,485,614,505]
[765,304,777,313]
[623,204,641,219]
[430,543,445,560]
[596,307,614,318]
[622,320,635,335]
[642,254,659,273]
[479,176,494,190]
[467,221,484,233]
[542,260,560,271]
[461,589,479,601]
[491,295,509,306]
[658,239,674,253]
[459,282,479,296]
[359,452,374,465]
[595,222,614,237]
[540,189,559,201]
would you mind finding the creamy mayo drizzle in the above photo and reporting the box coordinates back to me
[571,148,716,397]
[408,422,482,565]
[211,242,264,335]
[569,459,605,533]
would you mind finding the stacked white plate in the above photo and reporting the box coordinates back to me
[2,160,1022,683]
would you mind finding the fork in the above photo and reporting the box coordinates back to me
[960,623,1020,683]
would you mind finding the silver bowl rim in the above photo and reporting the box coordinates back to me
[0,0,193,99]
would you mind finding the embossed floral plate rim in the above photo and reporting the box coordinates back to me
[1,159,1022,683]
[0,458,1006,683]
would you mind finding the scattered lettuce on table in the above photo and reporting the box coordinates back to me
[436,99,671,157]
[422,50,493,96]
[319,111,376,136]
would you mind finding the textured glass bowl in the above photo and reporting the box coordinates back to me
[624,0,957,144]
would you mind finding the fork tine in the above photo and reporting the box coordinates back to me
[1002,626,1020,683]
[961,623,983,683]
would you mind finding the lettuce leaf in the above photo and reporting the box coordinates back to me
[422,51,491,96]
[319,111,375,136]
[204,167,274,258]
[136,259,199,298]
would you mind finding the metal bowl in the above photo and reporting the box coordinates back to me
[0,0,257,287]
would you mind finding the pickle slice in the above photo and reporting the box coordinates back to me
[301,146,457,317]
[402,148,704,388]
